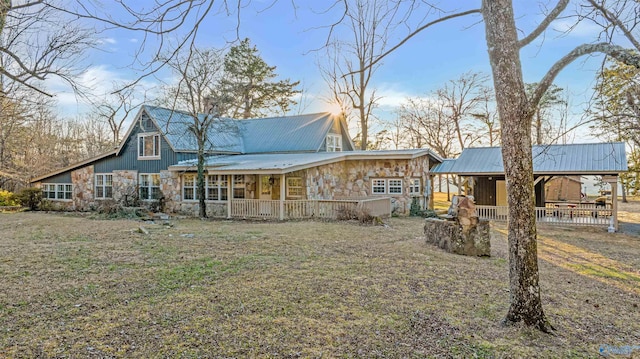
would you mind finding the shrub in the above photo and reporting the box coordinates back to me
[0,189,18,206]
[15,187,42,210]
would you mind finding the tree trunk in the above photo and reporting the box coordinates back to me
[482,0,553,332]
[197,137,207,218]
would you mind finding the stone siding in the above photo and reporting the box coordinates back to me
[71,166,94,211]
[112,170,138,205]
[178,201,227,218]
[304,157,430,214]
[160,170,181,212]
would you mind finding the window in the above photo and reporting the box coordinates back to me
[139,174,161,200]
[233,175,245,199]
[372,179,386,194]
[95,174,113,199]
[286,177,304,198]
[326,134,342,152]
[371,179,404,195]
[138,133,160,159]
[409,178,421,195]
[183,174,197,200]
[208,175,228,201]
[42,183,72,200]
[182,174,231,201]
[388,179,403,194]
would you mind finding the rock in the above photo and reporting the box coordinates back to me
[137,226,149,235]
[424,218,490,256]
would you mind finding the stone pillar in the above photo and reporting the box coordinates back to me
[71,165,95,211]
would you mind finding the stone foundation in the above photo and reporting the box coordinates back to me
[424,218,490,256]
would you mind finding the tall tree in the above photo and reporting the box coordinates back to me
[437,72,490,151]
[348,0,640,331]
[592,54,640,201]
[525,83,568,145]
[221,38,300,119]
[162,47,229,218]
[320,0,398,150]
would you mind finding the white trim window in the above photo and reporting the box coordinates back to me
[182,174,230,201]
[95,174,113,199]
[138,133,161,159]
[286,177,304,198]
[371,178,404,195]
[233,175,245,199]
[388,179,403,194]
[183,173,198,201]
[139,174,161,200]
[42,183,73,200]
[207,175,228,201]
[372,179,386,194]
[409,178,421,196]
[326,134,342,152]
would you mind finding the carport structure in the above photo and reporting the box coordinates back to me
[430,142,628,231]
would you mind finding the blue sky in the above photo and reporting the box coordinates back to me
[46,1,622,143]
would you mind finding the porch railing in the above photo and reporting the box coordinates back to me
[230,197,391,220]
[476,205,612,226]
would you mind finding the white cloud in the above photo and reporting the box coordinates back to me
[97,37,117,45]
[375,84,417,109]
[129,38,139,43]
[551,19,602,38]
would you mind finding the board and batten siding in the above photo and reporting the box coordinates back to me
[37,171,73,184]
[94,118,180,174]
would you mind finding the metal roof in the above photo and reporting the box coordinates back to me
[240,113,334,153]
[430,142,627,175]
[171,149,442,174]
[145,106,244,153]
[143,105,335,154]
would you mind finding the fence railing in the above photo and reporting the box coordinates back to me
[230,197,391,220]
[476,205,612,227]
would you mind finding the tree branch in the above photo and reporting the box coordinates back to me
[518,0,569,48]
[586,0,640,51]
[530,43,640,115]
[351,9,481,76]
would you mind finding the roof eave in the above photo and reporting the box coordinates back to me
[30,150,118,183]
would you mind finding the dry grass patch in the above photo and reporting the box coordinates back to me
[0,210,639,357]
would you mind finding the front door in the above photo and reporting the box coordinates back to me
[259,175,273,215]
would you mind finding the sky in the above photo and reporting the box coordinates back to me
[44,1,629,145]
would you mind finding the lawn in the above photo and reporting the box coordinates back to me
[1,204,639,358]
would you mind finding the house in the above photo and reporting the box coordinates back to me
[31,105,443,218]
[431,142,628,230]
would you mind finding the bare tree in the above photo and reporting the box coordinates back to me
[320,0,404,150]
[347,0,640,331]
[471,87,501,146]
[525,83,568,145]
[94,85,144,145]
[162,47,228,218]
[437,72,490,150]
[0,1,222,96]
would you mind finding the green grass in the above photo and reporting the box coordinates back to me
[1,211,640,357]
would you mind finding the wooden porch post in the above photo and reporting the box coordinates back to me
[611,177,619,231]
[603,175,619,231]
[227,174,233,219]
[428,175,435,210]
[279,174,285,220]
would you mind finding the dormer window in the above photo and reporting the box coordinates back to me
[326,134,342,152]
[138,133,160,159]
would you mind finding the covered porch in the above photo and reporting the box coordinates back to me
[430,143,627,231]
